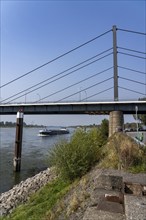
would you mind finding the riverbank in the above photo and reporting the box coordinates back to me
[1,131,146,219]
[0,127,72,193]
[1,167,146,219]
[0,168,56,216]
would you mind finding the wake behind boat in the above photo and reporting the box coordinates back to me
[38,127,69,136]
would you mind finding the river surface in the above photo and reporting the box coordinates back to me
[0,127,74,194]
[1,128,145,194]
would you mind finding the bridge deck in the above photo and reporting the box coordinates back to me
[0,101,145,115]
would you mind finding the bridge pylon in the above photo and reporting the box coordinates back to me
[113,25,118,101]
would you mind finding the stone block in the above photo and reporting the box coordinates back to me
[95,175,123,192]
[83,207,125,220]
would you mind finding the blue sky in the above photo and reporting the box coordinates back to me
[0,0,146,126]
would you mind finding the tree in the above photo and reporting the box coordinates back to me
[91,119,109,147]
[137,115,146,125]
[100,119,109,138]
[133,97,146,125]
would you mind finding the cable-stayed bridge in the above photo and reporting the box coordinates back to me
[1,25,146,105]
[1,25,146,171]
[0,25,146,132]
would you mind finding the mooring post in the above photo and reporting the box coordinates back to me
[13,110,24,172]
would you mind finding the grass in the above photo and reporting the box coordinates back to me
[0,178,71,220]
[99,132,146,172]
[0,125,108,220]
[1,124,145,220]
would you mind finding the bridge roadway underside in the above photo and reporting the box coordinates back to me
[0,101,145,115]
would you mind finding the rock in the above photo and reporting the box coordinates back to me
[0,168,56,216]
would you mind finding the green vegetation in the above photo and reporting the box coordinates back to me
[48,119,109,181]
[0,178,71,220]
[99,132,146,172]
[1,119,146,220]
[133,97,146,125]
[0,121,43,127]
[138,114,146,126]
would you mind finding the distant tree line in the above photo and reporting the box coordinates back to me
[0,121,43,127]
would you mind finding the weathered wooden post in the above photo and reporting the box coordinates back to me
[13,110,24,172]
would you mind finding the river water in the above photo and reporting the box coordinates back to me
[0,127,73,194]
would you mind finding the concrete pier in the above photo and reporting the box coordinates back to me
[109,111,124,137]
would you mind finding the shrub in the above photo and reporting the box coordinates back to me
[48,128,103,181]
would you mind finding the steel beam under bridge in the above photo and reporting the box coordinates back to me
[0,101,146,115]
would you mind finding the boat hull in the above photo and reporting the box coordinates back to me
[39,128,69,136]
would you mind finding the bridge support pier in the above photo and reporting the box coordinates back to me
[109,111,124,137]
[13,111,24,172]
